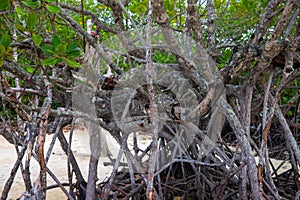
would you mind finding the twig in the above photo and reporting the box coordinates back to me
[259,71,273,195]
[45,118,64,163]
[67,119,76,198]
[59,3,116,33]
[251,0,281,44]
[271,0,296,41]
[102,135,127,199]
[262,178,280,200]
[154,159,224,177]
[9,87,42,95]
[122,183,145,200]
[57,10,123,75]
[57,130,86,197]
[45,182,70,190]
[45,166,75,200]
[117,0,145,46]
[220,96,260,200]
[86,121,102,200]
[207,0,216,56]
[284,8,300,38]
[0,144,27,200]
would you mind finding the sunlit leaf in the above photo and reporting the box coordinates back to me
[15,23,27,32]
[52,35,61,47]
[22,0,40,9]
[1,34,11,49]
[25,66,34,73]
[214,0,224,9]
[0,44,5,56]
[0,0,10,10]
[66,42,79,52]
[16,7,27,15]
[26,12,38,31]
[5,47,14,61]
[42,57,58,66]
[32,34,42,46]
[64,58,81,68]
[46,4,61,14]
[0,59,4,67]
[0,44,5,54]
[58,44,66,55]
[40,44,55,56]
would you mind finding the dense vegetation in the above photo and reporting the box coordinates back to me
[0,0,300,199]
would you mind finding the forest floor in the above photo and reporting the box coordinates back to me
[0,126,152,200]
[0,126,294,199]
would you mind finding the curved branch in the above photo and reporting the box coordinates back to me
[59,3,117,34]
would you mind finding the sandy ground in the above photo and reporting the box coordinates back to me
[0,128,122,200]
[0,127,293,199]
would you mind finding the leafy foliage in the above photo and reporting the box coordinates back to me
[0,34,13,67]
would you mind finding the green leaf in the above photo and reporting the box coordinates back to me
[22,0,40,9]
[1,34,11,49]
[15,7,27,15]
[32,34,42,46]
[66,42,79,52]
[5,47,13,59]
[25,66,34,73]
[58,44,66,55]
[15,23,27,32]
[26,12,38,31]
[66,50,81,58]
[40,44,55,56]
[42,57,58,66]
[66,42,81,58]
[0,59,4,67]
[57,57,62,63]
[214,0,226,9]
[0,0,10,10]
[65,58,81,68]
[0,44,5,54]
[46,4,61,14]
[52,35,61,47]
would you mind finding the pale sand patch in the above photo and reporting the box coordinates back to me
[0,127,155,200]
[0,129,118,200]
[6,129,295,199]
